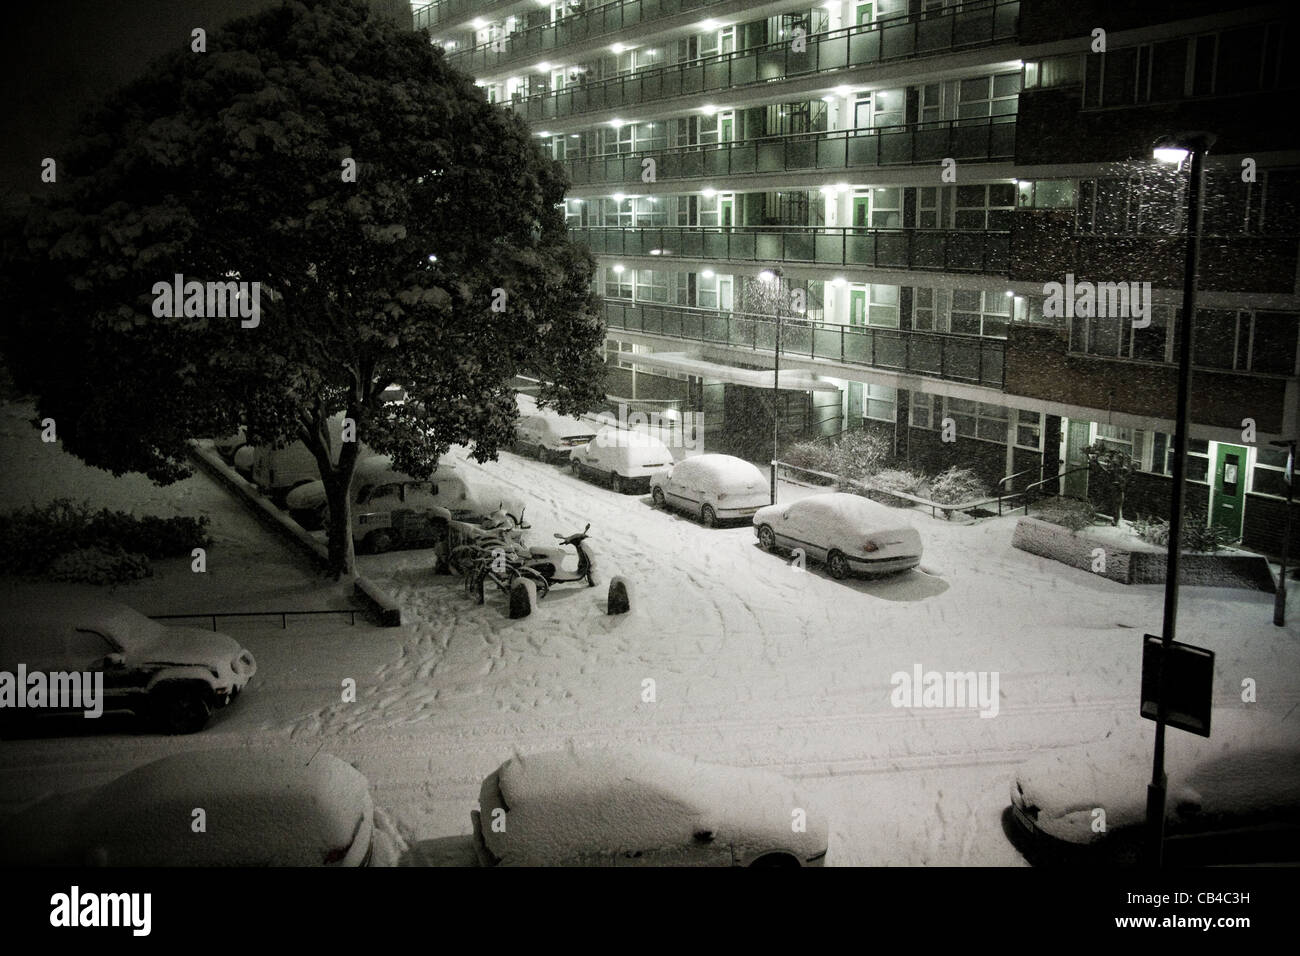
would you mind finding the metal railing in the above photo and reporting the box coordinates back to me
[603,299,1006,387]
[574,224,1010,273]
[1020,463,1092,513]
[773,459,1006,519]
[150,609,358,631]
[413,0,525,31]
[564,117,1016,185]
[507,0,1020,121]
[443,0,734,65]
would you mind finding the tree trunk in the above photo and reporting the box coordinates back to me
[323,468,356,579]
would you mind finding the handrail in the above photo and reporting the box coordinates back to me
[773,459,1002,520]
[150,609,358,631]
[1021,463,1092,514]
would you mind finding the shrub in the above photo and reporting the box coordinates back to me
[46,545,152,585]
[781,439,837,481]
[1034,496,1098,532]
[1183,513,1234,553]
[928,466,989,505]
[867,468,930,496]
[829,430,890,484]
[1130,514,1170,547]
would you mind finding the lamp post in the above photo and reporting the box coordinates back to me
[1146,131,1216,867]
[1272,438,1296,626]
[761,267,784,504]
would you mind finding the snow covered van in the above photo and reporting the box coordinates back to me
[570,426,674,494]
[650,454,770,527]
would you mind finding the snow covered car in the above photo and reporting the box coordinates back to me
[570,426,674,494]
[0,749,373,866]
[513,413,598,463]
[211,426,247,462]
[0,589,256,734]
[470,748,829,867]
[752,492,922,579]
[651,454,770,527]
[1008,715,1300,865]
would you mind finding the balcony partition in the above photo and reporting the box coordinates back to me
[574,225,1010,273]
[604,299,1005,387]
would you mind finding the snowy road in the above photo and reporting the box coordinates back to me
[3,409,1299,865]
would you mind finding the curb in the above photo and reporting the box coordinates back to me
[186,441,404,626]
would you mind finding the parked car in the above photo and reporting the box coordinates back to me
[513,413,598,463]
[286,456,522,553]
[570,426,674,494]
[0,749,374,866]
[470,747,828,867]
[1007,714,1300,866]
[752,492,922,579]
[0,588,256,734]
[248,412,376,505]
[211,427,247,463]
[651,454,770,527]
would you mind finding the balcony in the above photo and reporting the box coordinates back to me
[445,0,736,72]
[573,225,1010,273]
[509,0,1020,122]
[414,0,520,31]
[604,299,1006,387]
[565,117,1016,186]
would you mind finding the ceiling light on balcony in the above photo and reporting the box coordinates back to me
[613,264,625,273]
[609,118,625,128]
[831,276,847,287]
[701,104,719,115]
[472,18,487,30]
[702,269,715,278]
[1005,290,1015,297]
[821,95,836,103]
[571,198,583,204]
[835,85,852,97]
[612,193,626,202]
[701,188,717,197]
[835,182,849,192]
[819,186,835,196]
[823,0,840,8]
[758,270,776,282]
[537,130,552,137]
[650,249,662,255]
[536,62,552,72]
[700,19,719,31]
[569,133,580,137]
[611,43,627,54]
[428,254,438,263]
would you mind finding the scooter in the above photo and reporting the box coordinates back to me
[488,508,598,589]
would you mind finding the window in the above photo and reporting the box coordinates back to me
[635,269,668,304]
[605,267,632,299]
[916,186,941,228]
[864,383,897,423]
[910,391,933,428]
[957,73,1020,121]
[1015,409,1043,450]
[945,398,1008,443]
[1095,424,1137,456]
[954,184,1015,230]
[1146,434,1210,483]
[402,482,441,509]
[368,483,403,507]
[913,287,938,331]
[1023,54,1083,90]
[1252,446,1291,498]
[867,284,900,328]
[1016,179,1076,209]
[950,289,1010,338]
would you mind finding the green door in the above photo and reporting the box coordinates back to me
[1210,443,1247,540]
[855,2,874,25]
[1063,420,1090,498]
[853,195,870,228]
[848,289,867,326]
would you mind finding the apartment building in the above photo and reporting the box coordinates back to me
[413,0,1300,555]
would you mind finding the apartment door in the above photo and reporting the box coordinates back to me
[719,195,734,228]
[848,289,867,326]
[719,111,735,143]
[852,194,870,228]
[855,2,874,25]
[1063,420,1090,498]
[1210,443,1247,540]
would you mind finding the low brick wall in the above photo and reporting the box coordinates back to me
[187,442,405,625]
[1011,517,1276,592]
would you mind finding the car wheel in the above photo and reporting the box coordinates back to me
[651,487,666,508]
[365,530,395,554]
[701,504,717,528]
[571,459,581,477]
[749,853,800,868]
[611,473,623,494]
[826,550,850,580]
[151,683,213,735]
[537,445,550,464]
[757,524,777,552]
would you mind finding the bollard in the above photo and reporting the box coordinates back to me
[607,576,632,615]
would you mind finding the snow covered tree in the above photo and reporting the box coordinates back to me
[1083,443,1140,526]
[0,0,605,577]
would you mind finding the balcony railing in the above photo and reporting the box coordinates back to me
[413,0,521,31]
[445,0,735,70]
[508,0,1019,122]
[573,225,1010,273]
[603,299,1006,387]
[564,117,1016,185]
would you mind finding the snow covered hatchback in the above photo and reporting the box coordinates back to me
[0,588,256,734]
[753,492,922,579]
[651,454,770,527]
[470,747,829,866]
[1008,714,1300,865]
[0,749,374,866]
[513,413,598,463]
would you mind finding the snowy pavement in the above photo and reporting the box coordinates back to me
[3,400,1299,866]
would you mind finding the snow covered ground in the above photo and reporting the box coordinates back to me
[3,398,1299,866]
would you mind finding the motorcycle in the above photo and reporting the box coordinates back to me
[460,508,598,592]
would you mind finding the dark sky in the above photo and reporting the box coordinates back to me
[0,0,410,207]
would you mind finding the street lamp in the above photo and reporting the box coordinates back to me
[1271,438,1296,626]
[762,268,784,504]
[1146,130,1216,867]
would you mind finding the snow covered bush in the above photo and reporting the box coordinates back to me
[47,545,152,584]
[1034,496,1098,532]
[866,468,930,496]
[1130,515,1170,547]
[1183,513,1234,553]
[85,511,211,558]
[829,431,890,484]
[781,439,836,481]
[928,467,988,505]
